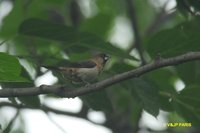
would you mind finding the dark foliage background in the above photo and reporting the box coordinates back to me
[0,0,200,133]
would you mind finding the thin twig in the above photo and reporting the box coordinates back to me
[144,1,176,36]
[45,113,67,133]
[2,110,20,133]
[182,0,196,16]
[0,102,101,125]
[0,52,200,98]
[0,40,8,46]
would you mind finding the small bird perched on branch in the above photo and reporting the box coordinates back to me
[43,53,110,84]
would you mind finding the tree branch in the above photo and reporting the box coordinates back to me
[45,113,67,133]
[2,110,19,133]
[144,2,176,36]
[1,52,200,98]
[125,0,145,64]
[0,101,77,116]
[0,102,101,125]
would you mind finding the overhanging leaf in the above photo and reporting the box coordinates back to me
[147,18,200,58]
[18,18,136,60]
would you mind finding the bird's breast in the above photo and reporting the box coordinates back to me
[77,67,99,82]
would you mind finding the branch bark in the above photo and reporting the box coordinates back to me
[0,52,200,98]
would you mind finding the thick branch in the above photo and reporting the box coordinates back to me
[0,52,200,98]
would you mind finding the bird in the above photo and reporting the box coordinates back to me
[43,53,110,85]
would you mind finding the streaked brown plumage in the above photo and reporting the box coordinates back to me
[43,53,110,84]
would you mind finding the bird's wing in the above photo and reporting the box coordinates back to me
[68,60,97,68]
[42,60,96,69]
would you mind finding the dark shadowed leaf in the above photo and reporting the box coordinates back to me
[80,13,114,38]
[172,86,200,126]
[131,78,160,117]
[173,100,200,127]
[81,90,113,113]
[144,68,177,112]
[176,0,200,16]
[178,86,200,109]
[175,61,200,85]
[147,18,200,58]
[135,0,156,32]
[18,18,136,60]
[188,0,200,11]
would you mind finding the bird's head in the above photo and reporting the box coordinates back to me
[93,53,110,66]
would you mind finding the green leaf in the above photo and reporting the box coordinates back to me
[178,86,200,109]
[80,13,114,38]
[135,0,156,32]
[173,100,200,127]
[17,68,40,107]
[105,63,137,112]
[145,68,178,112]
[18,18,136,60]
[147,18,200,58]
[107,63,160,115]
[175,61,200,85]
[172,86,200,126]
[144,68,179,111]
[131,78,160,117]
[18,96,41,107]
[0,52,27,82]
[96,0,125,15]
[145,68,177,93]
[81,90,113,113]
[1,67,40,107]
[0,0,24,38]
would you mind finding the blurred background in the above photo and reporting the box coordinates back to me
[0,0,200,133]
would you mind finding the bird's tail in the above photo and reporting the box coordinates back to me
[42,66,60,71]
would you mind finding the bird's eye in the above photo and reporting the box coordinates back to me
[104,56,109,61]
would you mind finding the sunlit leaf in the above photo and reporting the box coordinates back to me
[0,53,27,82]
[1,67,40,107]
